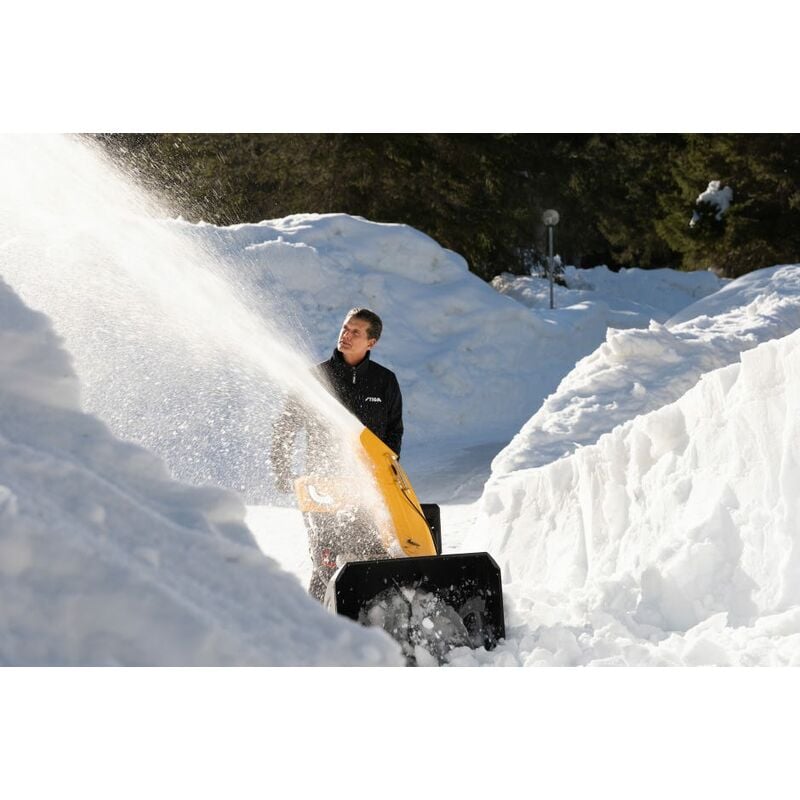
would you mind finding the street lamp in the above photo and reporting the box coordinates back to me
[542,209,560,309]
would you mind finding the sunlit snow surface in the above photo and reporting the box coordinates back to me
[461,267,800,666]
[2,134,800,666]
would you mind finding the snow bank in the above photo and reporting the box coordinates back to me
[459,326,800,666]
[184,213,558,449]
[492,265,800,474]
[184,217,722,462]
[493,264,723,322]
[164,217,726,500]
[0,278,402,666]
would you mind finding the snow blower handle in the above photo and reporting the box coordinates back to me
[358,427,438,557]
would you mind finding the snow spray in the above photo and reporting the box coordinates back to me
[0,134,388,533]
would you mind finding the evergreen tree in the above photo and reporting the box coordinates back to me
[563,134,684,268]
[93,133,800,283]
[656,134,800,277]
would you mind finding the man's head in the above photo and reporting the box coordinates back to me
[337,308,383,366]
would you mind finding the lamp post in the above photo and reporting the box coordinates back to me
[542,209,560,309]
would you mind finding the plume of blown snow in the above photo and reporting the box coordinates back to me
[0,278,402,666]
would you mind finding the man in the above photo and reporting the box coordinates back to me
[271,307,403,601]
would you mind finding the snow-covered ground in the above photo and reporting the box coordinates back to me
[2,134,799,671]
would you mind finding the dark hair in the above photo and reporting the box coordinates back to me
[346,307,383,341]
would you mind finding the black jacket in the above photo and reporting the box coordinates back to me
[315,349,403,454]
[271,349,403,482]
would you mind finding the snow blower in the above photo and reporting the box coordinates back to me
[294,427,505,663]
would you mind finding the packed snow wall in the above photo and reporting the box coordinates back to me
[467,326,800,632]
[493,265,800,475]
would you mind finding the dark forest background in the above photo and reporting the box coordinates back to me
[93,134,800,281]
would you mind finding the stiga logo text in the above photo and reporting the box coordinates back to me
[365,397,382,403]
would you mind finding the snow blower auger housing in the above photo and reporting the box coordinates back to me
[294,427,505,660]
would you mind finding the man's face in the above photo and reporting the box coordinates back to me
[337,315,377,366]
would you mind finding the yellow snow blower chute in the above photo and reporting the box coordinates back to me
[295,427,505,662]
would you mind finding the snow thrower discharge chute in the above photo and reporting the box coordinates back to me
[294,427,505,662]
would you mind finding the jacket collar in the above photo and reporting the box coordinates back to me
[331,347,371,375]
